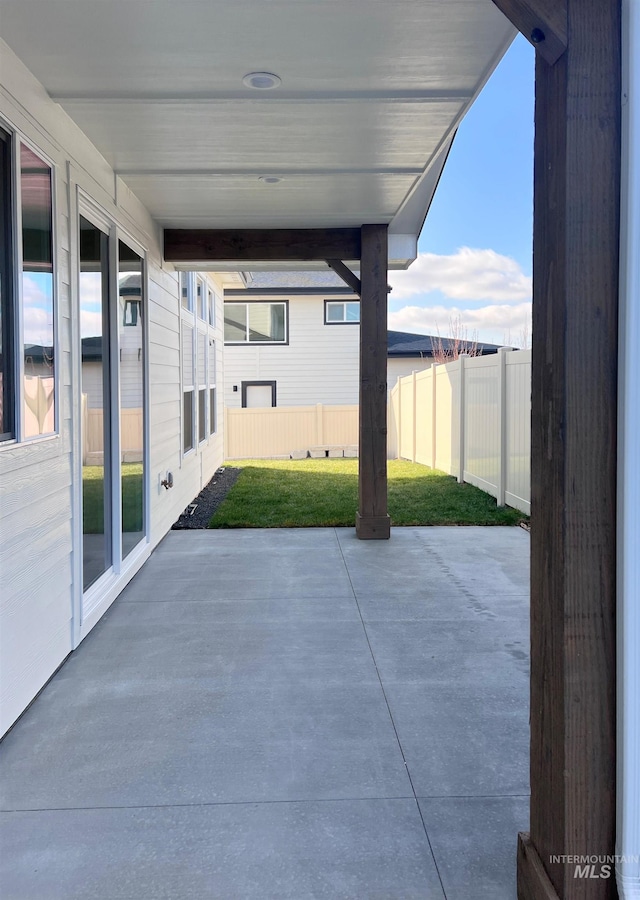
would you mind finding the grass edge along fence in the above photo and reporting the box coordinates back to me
[208,458,525,529]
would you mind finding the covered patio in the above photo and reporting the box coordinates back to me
[0,526,529,899]
[0,0,633,894]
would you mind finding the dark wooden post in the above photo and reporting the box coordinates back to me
[495,1,621,898]
[356,224,390,540]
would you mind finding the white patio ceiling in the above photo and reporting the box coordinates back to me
[0,0,514,268]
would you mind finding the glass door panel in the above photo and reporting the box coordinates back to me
[80,216,111,589]
[118,240,145,560]
[21,144,55,438]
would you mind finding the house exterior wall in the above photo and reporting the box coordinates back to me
[224,294,431,406]
[0,41,225,735]
[387,356,432,391]
[224,294,359,407]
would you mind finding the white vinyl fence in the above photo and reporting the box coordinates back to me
[225,403,359,459]
[81,394,144,465]
[389,348,531,514]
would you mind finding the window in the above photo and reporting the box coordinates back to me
[196,277,206,320]
[224,302,287,343]
[325,300,360,324]
[79,215,111,589]
[180,272,217,451]
[78,212,147,588]
[209,339,216,435]
[197,329,206,444]
[118,241,145,560]
[183,390,193,454]
[182,314,194,453]
[180,272,190,310]
[198,388,206,443]
[0,129,56,444]
[122,298,141,326]
[21,143,56,438]
[0,128,13,441]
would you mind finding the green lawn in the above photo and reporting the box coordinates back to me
[208,458,526,528]
[83,463,144,534]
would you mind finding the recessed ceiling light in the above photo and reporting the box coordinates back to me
[258,175,283,184]
[243,72,282,90]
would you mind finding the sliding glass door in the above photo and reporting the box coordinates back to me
[118,240,145,560]
[79,212,146,599]
[80,215,111,590]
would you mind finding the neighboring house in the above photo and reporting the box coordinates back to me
[223,271,502,407]
[386,329,502,389]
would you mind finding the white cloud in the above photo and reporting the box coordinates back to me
[22,274,51,308]
[80,310,104,338]
[23,307,53,346]
[388,247,531,303]
[79,273,103,310]
[389,302,532,346]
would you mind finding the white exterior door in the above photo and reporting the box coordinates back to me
[243,382,275,408]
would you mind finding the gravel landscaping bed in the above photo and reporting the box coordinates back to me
[171,466,241,529]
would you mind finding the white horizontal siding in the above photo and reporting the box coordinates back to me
[224,295,360,407]
[148,272,225,547]
[0,40,226,735]
[0,56,76,732]
[224,295,433,406]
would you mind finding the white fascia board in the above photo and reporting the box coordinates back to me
[388,132,455,241]
[388,233,418,269]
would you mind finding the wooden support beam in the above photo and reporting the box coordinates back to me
[164,228,361,263]
[356,224,390,540]
[325,259,361,296]
[517,835,560,900]
[520,0,621,897]
[491,0,567,65]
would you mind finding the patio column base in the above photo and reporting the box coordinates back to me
[517,834,560,900]
[355,513,390,540]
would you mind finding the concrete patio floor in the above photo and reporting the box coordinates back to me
[0,526,530,899]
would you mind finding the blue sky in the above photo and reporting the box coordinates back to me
[388,34,534,346]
